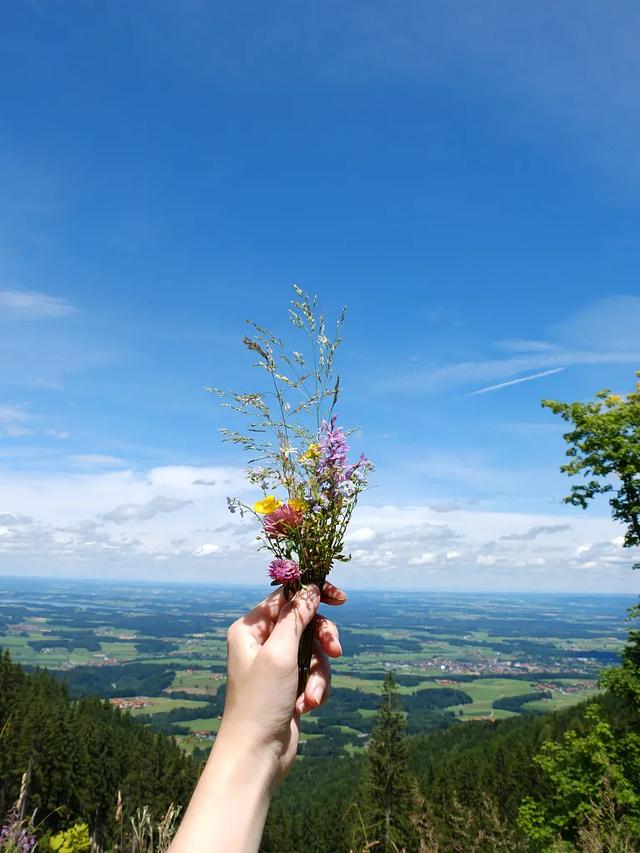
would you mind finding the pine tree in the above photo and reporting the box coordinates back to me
[358,672,418,853]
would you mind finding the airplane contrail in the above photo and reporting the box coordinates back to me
[468,367,566,396]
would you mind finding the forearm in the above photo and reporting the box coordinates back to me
[169,724,275,853]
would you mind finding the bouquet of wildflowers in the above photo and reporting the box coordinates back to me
[210,286,373,688]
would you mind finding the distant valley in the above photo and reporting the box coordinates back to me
[0,577,631,757]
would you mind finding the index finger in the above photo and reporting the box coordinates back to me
[321,580,347,606]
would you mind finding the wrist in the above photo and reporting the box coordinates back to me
[170,723,274,853]
[210,718,280,794]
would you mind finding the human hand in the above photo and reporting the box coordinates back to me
[169,583,345,853]
[220,581,345,787]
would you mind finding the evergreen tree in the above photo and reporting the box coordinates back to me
[358,672,418,853]
[0,651,198,845]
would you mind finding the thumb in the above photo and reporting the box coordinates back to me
[268,585,320,652]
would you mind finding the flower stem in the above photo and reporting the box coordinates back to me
[297,580,325,696]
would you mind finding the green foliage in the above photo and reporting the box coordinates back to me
[538,376,640,847]
[49,822,90,852]
[263,757,362,852]
[0,651,198,847]
[542,374,640,562]
[517,704,640,850]
[56,662,176,700]
[356,672,419,853]
[493,690,552,714]
[601,603,640,705]
[264,687,639,851]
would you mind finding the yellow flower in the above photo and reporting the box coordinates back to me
[253,495,283,514]
[288,497,306,512]
[300,443,321,463]
[605,394,624,407]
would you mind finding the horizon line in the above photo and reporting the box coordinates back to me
[0,573,637,598]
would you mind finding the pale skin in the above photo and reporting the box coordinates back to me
[168,581,345,853]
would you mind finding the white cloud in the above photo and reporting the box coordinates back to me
[0,463,637,590]
[99,496,193,525]
[336,503,639,591]
[0,289,76,318]
[148,465,241,492]
[408,552,435,566]
[194,543,220,557]
[497,339,558,353]
[0,404,70,440]
[500,524,572,541]
[69,454,126,467]
[44,429,71,439]
[0,405,31,423]
[0,513,34,526]
[0,463,257,581]
[0,404,34,437]
[468,368,566,397]
[345,526,375,543]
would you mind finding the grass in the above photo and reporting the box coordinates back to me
[127,697,209,716]
[445,678,535,719]
[99,641,138,659]
[179,717,221,733]
[525,687,600,713]
[335,724,366,736]
[166,670,225,695]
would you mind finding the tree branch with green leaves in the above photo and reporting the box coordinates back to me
[542,372,640,567]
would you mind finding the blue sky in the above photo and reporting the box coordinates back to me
[1,1,639,591]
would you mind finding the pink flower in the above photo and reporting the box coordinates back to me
[269,558,301,585]
[263,503,303,538]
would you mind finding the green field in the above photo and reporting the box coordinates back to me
[0,579,629,757]
[177,717,222,733]
[167,670,225,694]
[126,697,209,716]
[525,687,599,713]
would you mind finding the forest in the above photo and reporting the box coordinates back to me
[0,651,199,849]
[1,620,639,851]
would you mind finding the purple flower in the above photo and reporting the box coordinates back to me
[0,819,36,853]
[268,558,301,585]
[344,452,372,481]
[319,415,349,479]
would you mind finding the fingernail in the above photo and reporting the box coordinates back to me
[313,685,323,704]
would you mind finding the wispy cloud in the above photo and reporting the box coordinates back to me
[0,288,76,318]
[496,339,558,353]
[0,403,71,440]
[0,404,35,437]
[69,454,125,467]
[500,524,572,541]
[390,295,640,396]
[99,496,193,525]
[468,367,566,396]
